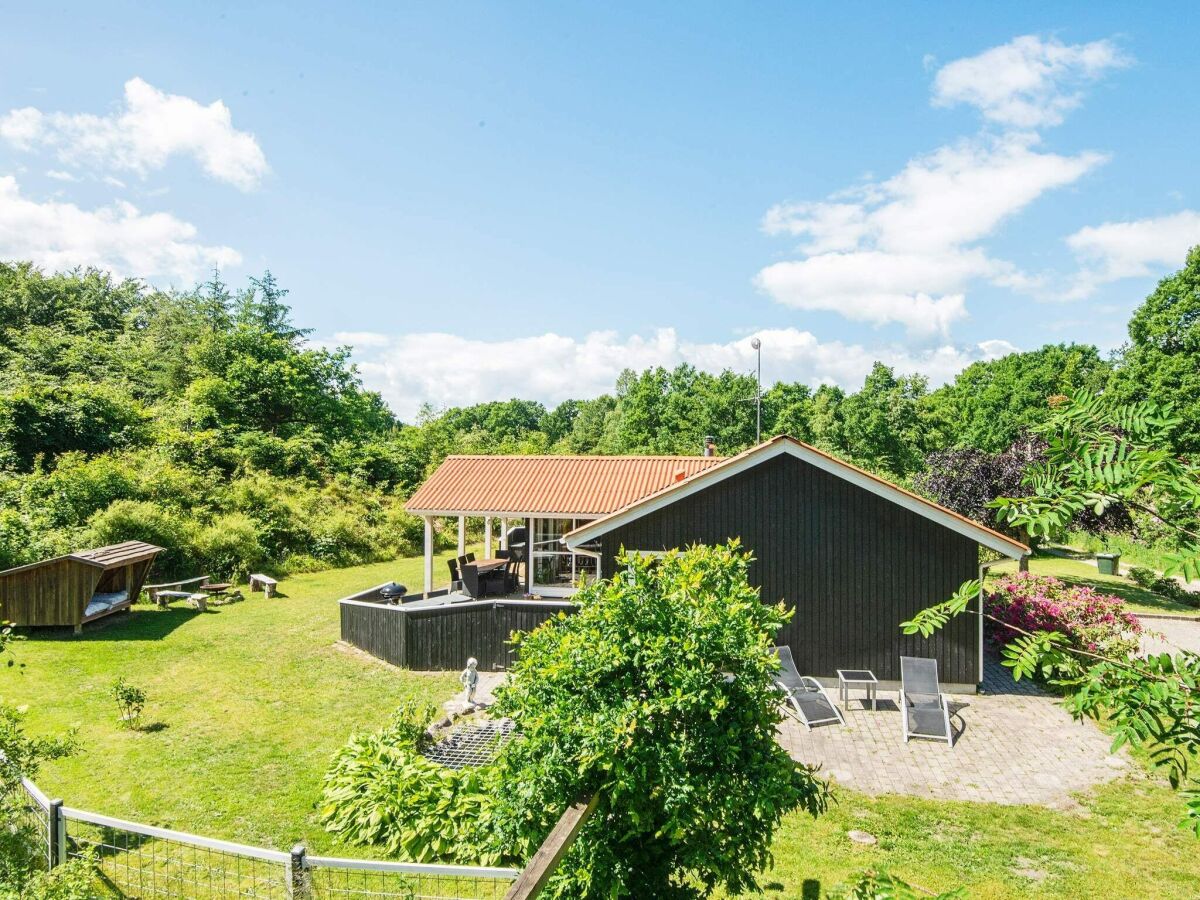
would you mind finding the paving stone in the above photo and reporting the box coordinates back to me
[777,658,1130,807]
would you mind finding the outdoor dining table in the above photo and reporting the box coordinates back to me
[472,558,508,572]
[198,582,233,601]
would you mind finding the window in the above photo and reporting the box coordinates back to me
[530,517,598,594]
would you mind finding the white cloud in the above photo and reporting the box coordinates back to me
[1062,210,1200,298]
[0,77,269,190]
[758,133,1105,336]
[0,175,240,282]
[44,169,79,182]
[334,326,1016,421]
[932,35,1130,128]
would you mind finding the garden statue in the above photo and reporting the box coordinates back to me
[460,657,479,708]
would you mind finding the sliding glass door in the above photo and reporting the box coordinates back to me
[530,517,598,596]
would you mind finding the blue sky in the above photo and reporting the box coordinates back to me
[2,2,1198,418]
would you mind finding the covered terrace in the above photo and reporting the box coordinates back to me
[404,453,724,596]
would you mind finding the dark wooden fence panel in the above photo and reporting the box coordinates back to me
[340,598,575,672]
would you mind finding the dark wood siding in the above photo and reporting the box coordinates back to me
[597,454,981,685]
[341,600,575,672]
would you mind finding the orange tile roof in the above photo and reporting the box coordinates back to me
[405,454,726,517]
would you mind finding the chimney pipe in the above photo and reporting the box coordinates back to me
[703,436,716,457]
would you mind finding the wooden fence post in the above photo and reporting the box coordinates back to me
[287,843,312,899]
[503,795,598,900]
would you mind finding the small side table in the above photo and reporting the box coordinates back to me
[836,669,879,711]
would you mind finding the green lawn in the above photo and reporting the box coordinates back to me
[4,549,469,855]
[735,775,1200,899]
[987,552,1198,616]
[6,552,1200,896]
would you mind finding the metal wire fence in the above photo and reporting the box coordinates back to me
[8,777,53,870]
[308,856,518,900]
[10,779,519,900]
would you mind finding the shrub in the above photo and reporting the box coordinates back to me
[987,572,1144,662]
[320,701,498,863]
[487,541,829,899]
[0,702,81,897]
[1129,566,1199,608]
[110,677,146,728]
[85,499,195,579]
[1129,566,1158,589]
[193,512,265,581]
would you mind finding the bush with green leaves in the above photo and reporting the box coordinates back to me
[0,702,82,896]
[320,701,500,863]
[486,541,829,899]
[110,677,146,728]
[1128,565,1198,608]
[829,869,965,900]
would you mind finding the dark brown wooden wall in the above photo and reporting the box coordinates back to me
[341,600,574,672]
[0,559,103,627]
[597,454,981,685]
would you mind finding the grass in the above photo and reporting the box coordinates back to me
[1063,531,1180,573]
[6,552,1200,896]
[987,552,1197,616]
[3,548,472,855]
[735,775,1200,899]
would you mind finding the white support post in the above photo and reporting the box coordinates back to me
[484,517,493,558]
[423,517,434,594]
[457,516,466,557]
[500,518,508,549]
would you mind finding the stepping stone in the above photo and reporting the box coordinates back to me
[847,829,877,845]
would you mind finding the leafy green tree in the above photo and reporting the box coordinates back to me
[808,384,847,454]
[763,382,813,442]
[489,542,829,898]
[1109,245,1200,454]
[839,363,927,477]
[923,344,1110,452]
[905,393,1200,832]
[235,271,311,344]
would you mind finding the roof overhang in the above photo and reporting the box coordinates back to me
[564,436,1030,559]
[404,509,598,520]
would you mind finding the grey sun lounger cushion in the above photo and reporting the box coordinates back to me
[900,655,953,746]
[773,646,845,730]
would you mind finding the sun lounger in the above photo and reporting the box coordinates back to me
[773,646,845,730]
[900,656,953,746]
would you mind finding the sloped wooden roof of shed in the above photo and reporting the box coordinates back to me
[0,540,164,578]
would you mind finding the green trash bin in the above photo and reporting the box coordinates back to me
[1096,553,1121,576]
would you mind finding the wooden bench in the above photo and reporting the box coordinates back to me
[249,574,278,598]
[143,575,211,607]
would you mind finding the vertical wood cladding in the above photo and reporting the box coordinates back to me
[340,600,574,672]
[598,454,981,685]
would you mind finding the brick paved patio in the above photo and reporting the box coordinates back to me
[776,658,1130,808]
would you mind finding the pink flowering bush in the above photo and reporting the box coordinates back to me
[986,572,1144,661]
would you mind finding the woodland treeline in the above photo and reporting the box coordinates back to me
[1,247,1196,578]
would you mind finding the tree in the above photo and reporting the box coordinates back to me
[763,382,813,442]
[235,271,311,344]
[1109,245,1200,454]
[923,344,1111,452]
[488,543,829,898]
[839,363,927,477]
[905,393,1200,832]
